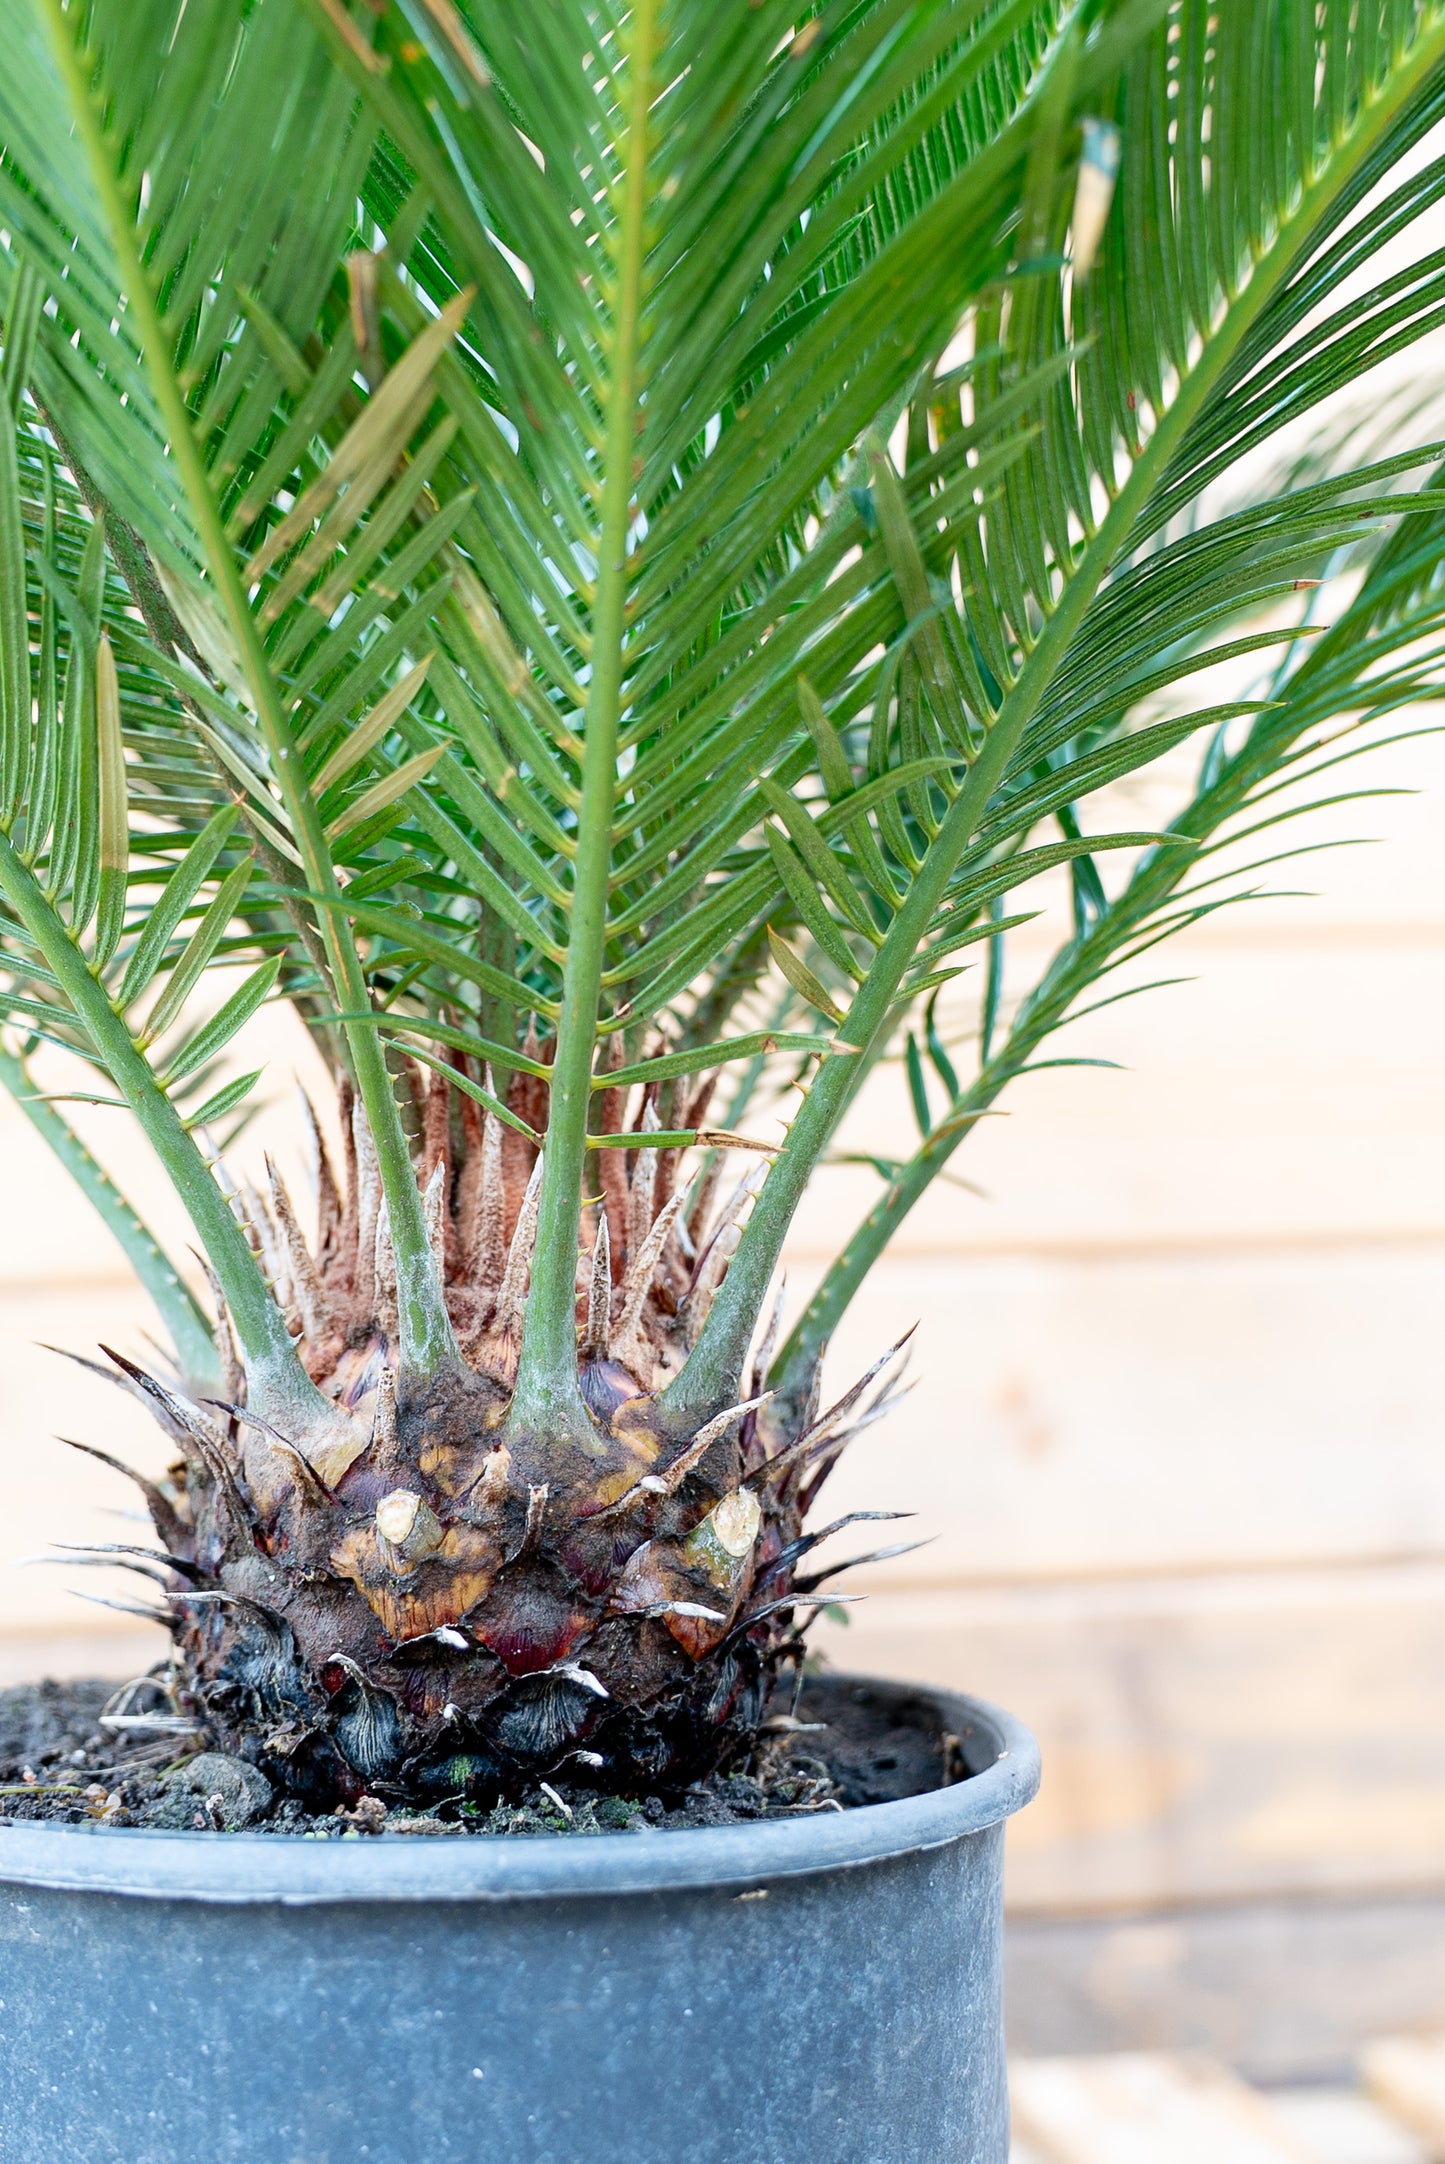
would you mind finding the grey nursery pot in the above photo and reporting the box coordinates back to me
[0,1677,1038,2164]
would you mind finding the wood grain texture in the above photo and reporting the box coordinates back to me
[1009,2059,1433,2164]
[1006,1895,1445,2080]
[1009,2052,1317,2164]
[1267,2087,1428,2164]
[1362,2039,1445,2157]
[817,1563,1445,1910]
[793,1245,1445,1581]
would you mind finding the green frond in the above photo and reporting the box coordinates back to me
[0,0,1442,1436]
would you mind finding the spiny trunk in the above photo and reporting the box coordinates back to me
[80,1064,909,1807]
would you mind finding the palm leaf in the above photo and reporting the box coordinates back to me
[0,0,1441,1444]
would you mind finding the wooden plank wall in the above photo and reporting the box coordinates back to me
[803,729,1445,1929]
[0,727,1440,1975]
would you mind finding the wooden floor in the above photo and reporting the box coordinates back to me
[1011,2041,1445,2163]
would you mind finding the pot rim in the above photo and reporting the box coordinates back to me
[0,1680,1038,1907]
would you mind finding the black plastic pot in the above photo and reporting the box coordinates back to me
[0,1677,1037,2164]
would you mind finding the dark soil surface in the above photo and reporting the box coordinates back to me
[0,1670,965,1839]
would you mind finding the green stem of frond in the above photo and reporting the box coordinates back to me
[0,1040,221,1388]
[509,0,658,1446]
[784,498,1445,1385]
[42,0,457,1384]
[771,926,1160,1398]
[0,830,288,1388]
[668,3,1445,1420]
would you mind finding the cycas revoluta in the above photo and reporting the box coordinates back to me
[1,0,1444,1807]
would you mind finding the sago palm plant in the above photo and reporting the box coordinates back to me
[1,0,1443,1809]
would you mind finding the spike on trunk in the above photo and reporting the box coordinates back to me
[75,1058,884,1809]
[470,1101,508,1299]
[267,1157,338,1349]
[195,1251,246,1405]
[421,1068,455,1275]
[422,1159,448,1285]
[626,1100,661,1264]
[499,1020,546,1243]
[453,1069,486,1272]
[613,1183,690,1377]
[582,1211,611,1360]
[301,1088,345,1278]
[594,1031,629,1279]
[337,1074,359,1299]
[373,1196,397,1338]
[482,1151,542,1366]
[352,1101,381,1320]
